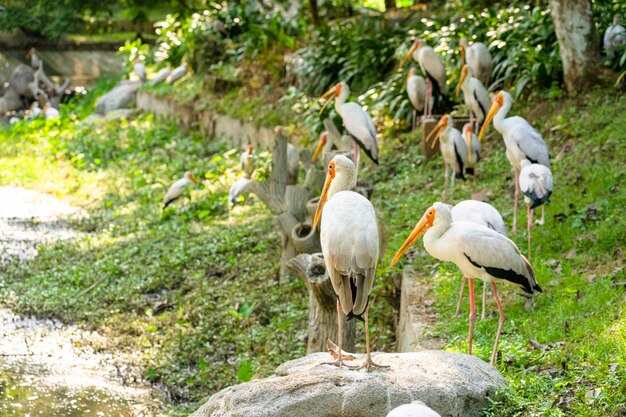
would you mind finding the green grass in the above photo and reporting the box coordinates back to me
[1,80,625,416]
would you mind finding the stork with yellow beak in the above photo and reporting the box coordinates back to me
[392,202,541,365]
[425,115,467,188]
[163,171,198,209]
[457,65,489,131]
[478,91,550,233]
[399,39,447,118]
[406,67,427,129]
[462,123,480,181]
[313,155,386,371]
[459,38,492,87]
[319,82,379,166]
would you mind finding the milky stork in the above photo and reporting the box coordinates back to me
[451,200,507,320]
[151,64,172,86]
[426,115,467,188]
[400,39,446,119]
[392,202,541,365]
[163,171,198,209]
[313,155,386,371]
[406,67,427,129]
[320,82,378,165]
[462,123,480,180]
[42,102,60,119]
[240,143,255,179]
[604,15,626,58]
[457,65,489,131]
[459,38,492,87]
[519,159,553,258]
[478,91,550,233]
[229,177,251,207]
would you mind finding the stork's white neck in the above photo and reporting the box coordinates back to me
[440,123,453,143]
[423,209,453,259]
[328,170,354,200]
[334,86,350,117]
[493,98,512,133]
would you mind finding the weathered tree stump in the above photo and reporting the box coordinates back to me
[287,253,356,353]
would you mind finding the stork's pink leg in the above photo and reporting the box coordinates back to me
[356,308,389,371]
[467,278,476,355]
[454,276,466,318]
[513,167,519,233]
[490,282,507,366]
[412,109,416,130]
[535,205,545,226]
[527,203,532,258]
[425,79,432,119]
[481,283,487,320]
[333,298,344,367]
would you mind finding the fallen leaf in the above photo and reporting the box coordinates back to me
[545,259,560,267]
[326,339,356,361]
[471,191,488,202]
[564,248,576,260]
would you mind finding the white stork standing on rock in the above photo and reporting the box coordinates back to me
[392,202,541,366]
[320,82,379,165]
[406,67,427,129]
[313,155,387,372]
[519,159,553,258]
[459,38,492,87]
[400,39,447,119]
[451,200,506,320]
[426,115,467,188]
[163,171,198,209]
[478,91,550,233]
[457,65,489,131]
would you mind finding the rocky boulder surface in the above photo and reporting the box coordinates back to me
[191,350,506,417]
[95,81,141,114]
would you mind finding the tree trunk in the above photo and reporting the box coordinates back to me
[548,0,600,94]
[287,253,356,353]
[385,0,396,11]
[309,0,319,26]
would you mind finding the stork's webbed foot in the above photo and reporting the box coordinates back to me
[355,354,389,372]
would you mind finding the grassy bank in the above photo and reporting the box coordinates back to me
[1,80,625,416]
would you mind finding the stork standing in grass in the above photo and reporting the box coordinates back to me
[426,115,467,188]
[406,67,427,129]
[451,200,507,320]
[478,91,550,233]
[392,202,541,365]
[314,155,387,371]
[519,159,553,258]
[459,38,492,87]
[163,171,198,209]
[400,39,446,118]
[457,65,489,131]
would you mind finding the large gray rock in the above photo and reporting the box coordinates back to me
[191,351,506,417]
[95,81,141,114]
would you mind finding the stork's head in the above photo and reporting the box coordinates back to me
[312,132,328,163]
[319,82,344,115]
[392,203,441,266]
[478,91,508,141]
[274,126,284,136]
[400,39,422,68]
[456,65,471,97]
[184,171,198,185]
[313,155,355,229]
[425,114,451,150]
[246,143,253,153]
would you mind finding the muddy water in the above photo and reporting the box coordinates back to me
[0,187,161,416]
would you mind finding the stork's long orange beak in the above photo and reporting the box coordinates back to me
[313,162,335,229]
[312,133,327,163]
[319,85,339,115]
[391,207,435,266]
[399,40,419,68]
[425,116,447,150]
[478,96,501,141]
[189,173,199,185]
[456,65,468,98]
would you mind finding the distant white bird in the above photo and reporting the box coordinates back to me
[392,202,541,366]
[406,67,427,129]
[151,65,172,86]
[312,127,353,164]
[229,177,251,206]
[519,159,553,258]
[168,62,189,85]
[400,38,447,118]
[387,401,441,417]
[314,155,386,371]
[457,65,489,131]
[42,102,60,119]
[133,61,147,82]
[320,81,379,166]
[9,116,20,125]
[26,102,41,119]
[425,114,467,187]
[479,91,551,233]
[163,171,198,209]
[459,38,492,87]
[240,143,254,178]
[604,14,626,58]
[451,200,506,320]
[462,123,480,179]
[26,48,42,70]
